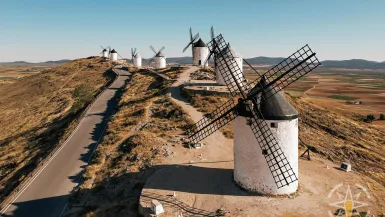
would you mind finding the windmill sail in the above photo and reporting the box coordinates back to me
[187,99,238,144]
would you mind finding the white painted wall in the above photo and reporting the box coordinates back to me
[216,56,243,86]
[102,51,108,58]
[134,55,142,68]
[193,47,209,66]
[110,53,118,62]
[155,57,166,69]
[233,116,298,195]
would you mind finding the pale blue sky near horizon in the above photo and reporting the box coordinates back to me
[1,0,384,62]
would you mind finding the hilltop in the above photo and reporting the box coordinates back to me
[3,57,385,69]
[63,67,385,216]
[164,57,385,69]
[0,59,71,67]
[0,57,114,202]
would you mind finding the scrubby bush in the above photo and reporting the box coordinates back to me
[379,114,385,120]
[360,114,376,123]
[365,114,375,123]
[70,84,94,113]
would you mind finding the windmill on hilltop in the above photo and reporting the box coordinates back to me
[150,45,166,69]
[187,34,321,194]
[182,28,209,66]
[205,41,244,85]
[109,48,128,67]
[110,49,118,61]
[131,48,142,68]
[100,45,111,58]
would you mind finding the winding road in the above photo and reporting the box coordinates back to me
[0,68,131,217]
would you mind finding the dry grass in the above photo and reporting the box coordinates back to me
[0,57,114,201]
[190,68,215,80]
[157,66,187,79]
[181,90,237,139]
[69,71,193,216]
[181,88,385,186]
[0,65,52,83]
[289,94,385,186]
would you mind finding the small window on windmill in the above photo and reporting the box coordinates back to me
[270,122,278,128]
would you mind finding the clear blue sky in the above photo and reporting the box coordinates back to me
[1,0,385,62]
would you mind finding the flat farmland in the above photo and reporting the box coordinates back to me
[0,65,51,84]
[243,66,385,128]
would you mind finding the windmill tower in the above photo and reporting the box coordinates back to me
[215,43,243,85]
[187,34,320,195]
[150,45,166,69]
[110,49,118,62]
[131,48,142,68]
[193,39,209,67]
[100,46,110,58]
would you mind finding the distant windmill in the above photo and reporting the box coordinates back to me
[187,34,321,195]
[182,28,208,66]
[150,45,166,69]
[131,48,142,68]
[109,49,128,66]
[100,45,111,58]
[110,49,118,61]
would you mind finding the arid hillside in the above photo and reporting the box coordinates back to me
[0,57,114,201]
[66,69,192,216]
[181,90,385,187]
[291,94,385,186]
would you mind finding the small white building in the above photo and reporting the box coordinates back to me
[110,49,118,62]
[193,39,209,67]
[233,77,299,195]
[101,49,109,58]
[133,53,142,68]
[155,52,166,69]
[215,43,243,86]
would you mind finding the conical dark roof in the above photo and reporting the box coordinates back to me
[110,49,117,53]
[193,38,207,47]
[256,76,298,120]
[102,49,107,52]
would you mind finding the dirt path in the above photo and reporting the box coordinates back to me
[168,66,234,163]
[303,77,320,97]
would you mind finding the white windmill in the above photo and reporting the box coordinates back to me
[131,48,142,68]
[150,45,166,69]
[100,46,110,58]
[110,49,118,62]
[188,34,321,195]
[182,28,209,67]
[205,41,244,86]
[215,43,243,86]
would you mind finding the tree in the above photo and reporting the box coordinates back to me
[379,114,385,120]
[365,114,375,123]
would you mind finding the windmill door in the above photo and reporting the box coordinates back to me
[198,60,201,65]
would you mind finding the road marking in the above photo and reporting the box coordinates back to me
[59,74,130,216]
[0,70,129,216]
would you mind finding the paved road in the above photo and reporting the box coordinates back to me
[1,68,131,217]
